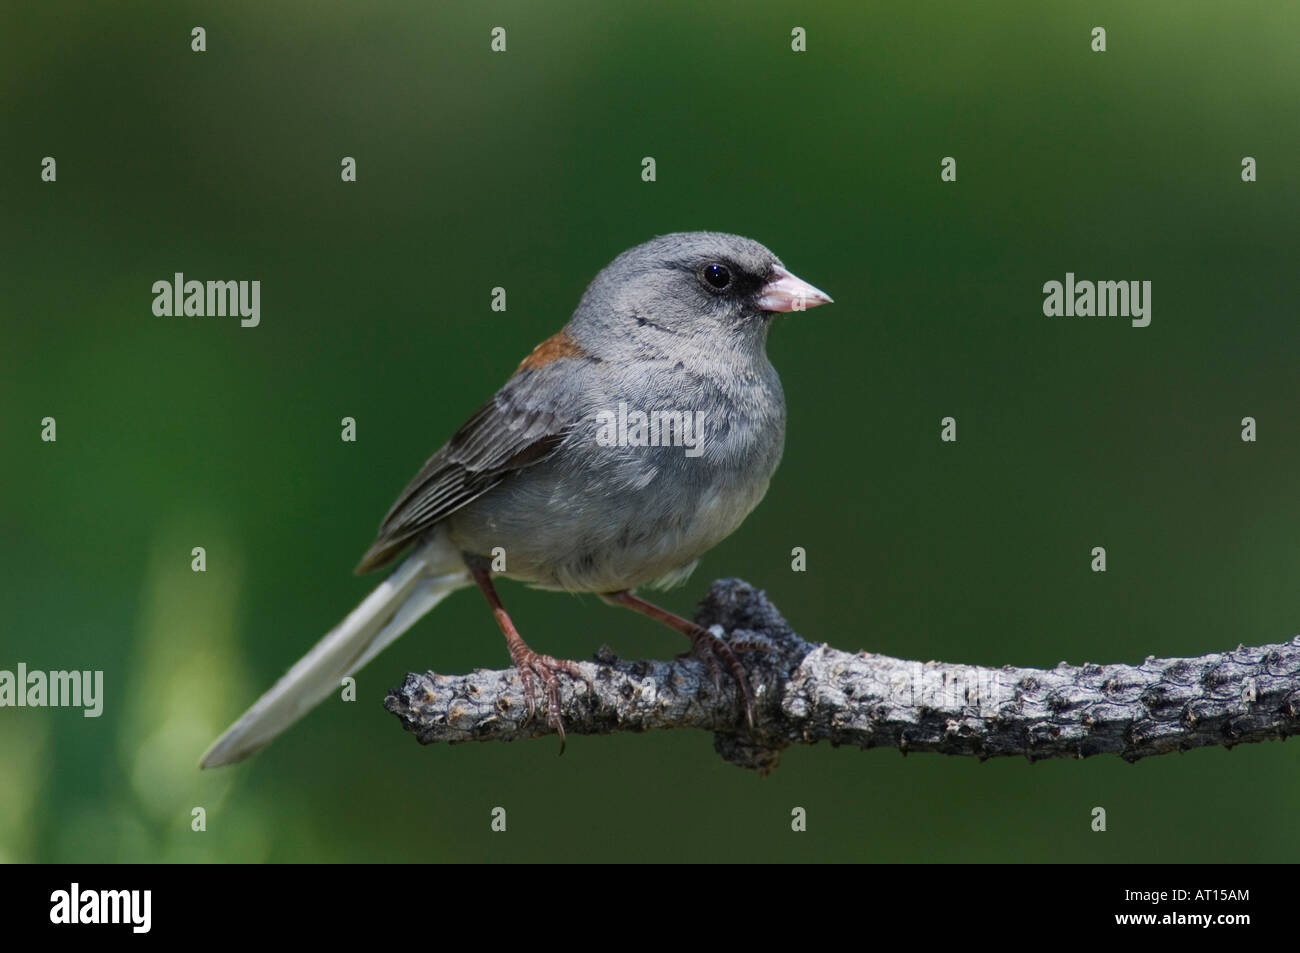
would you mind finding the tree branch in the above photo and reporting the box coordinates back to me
[384,578,1300,774]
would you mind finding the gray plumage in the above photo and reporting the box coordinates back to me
[202,232,830,767]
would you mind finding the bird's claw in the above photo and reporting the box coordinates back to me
[509,646,589,753]
[678,625,757,729]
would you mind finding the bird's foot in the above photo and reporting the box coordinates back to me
[676,623,757,729]
[507,643,589,753]
[599,589,760,729]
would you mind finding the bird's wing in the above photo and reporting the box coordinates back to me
[355,345,591,573]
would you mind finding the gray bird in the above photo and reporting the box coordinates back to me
[201,232,832,767]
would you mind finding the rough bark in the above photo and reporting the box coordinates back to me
[384,578,1300,774]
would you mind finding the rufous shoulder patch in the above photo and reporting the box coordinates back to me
[516,329,588,371]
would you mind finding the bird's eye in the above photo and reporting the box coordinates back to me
[702,263,732,290]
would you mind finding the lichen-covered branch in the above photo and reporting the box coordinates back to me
[384,578,1300,774]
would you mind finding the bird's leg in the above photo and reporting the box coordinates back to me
[466,557,587,750]
[600,589,756,728]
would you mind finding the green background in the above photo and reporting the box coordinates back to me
[2,1,1297,862]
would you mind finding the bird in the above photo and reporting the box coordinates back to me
[200,232,832,768]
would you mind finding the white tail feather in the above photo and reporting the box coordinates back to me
[200,540,469,768]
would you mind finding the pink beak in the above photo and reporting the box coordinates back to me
[757,264,834,313]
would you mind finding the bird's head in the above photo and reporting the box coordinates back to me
[570,231,832,356]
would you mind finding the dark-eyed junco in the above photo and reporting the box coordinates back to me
[201,232,832,767]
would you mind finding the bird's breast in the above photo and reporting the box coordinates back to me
[448,370,785,593]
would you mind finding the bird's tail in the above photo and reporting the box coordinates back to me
[200,536,470,768]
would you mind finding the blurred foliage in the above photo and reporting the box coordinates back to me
[2,1,1297,861]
